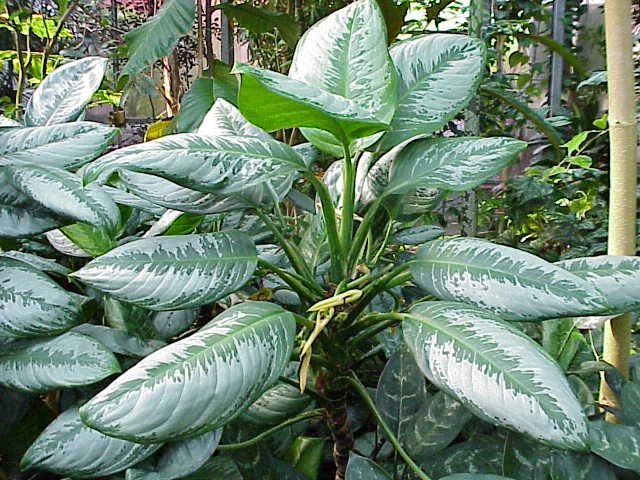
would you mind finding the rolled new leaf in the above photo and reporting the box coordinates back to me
[21,406,161,478]
[403,301,589,451]
[410,237,609,321]
[71,231,257,311]
[80,301,295,443]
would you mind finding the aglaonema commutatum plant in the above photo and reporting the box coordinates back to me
[2,1,640,479]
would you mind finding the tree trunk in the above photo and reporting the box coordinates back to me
[599,0,638,413]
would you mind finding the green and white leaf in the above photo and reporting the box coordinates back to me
[589,421,640,473]
[0,257,83,338]
[83,133,305,195]
[439,475,515,480]
[242,376,311,425]
[46,229,92,257]
[380,34,485,150]
[550,451,616,480]
[557,255,640,313]
[403,302,589,451]
[384,137,526,194]
[72,231,257,310]
[6,164,120,232]
[72,324,165,358]
[410,237,609,321]
[180,456,242,480]
[423,437,505,478]
[25,57,107,126]
[198,98,271,139]
[289,0,396,153]
[21,406,161,478]
[389,225,443,245]
[79,301,295,442]
[122,0,196,75]
[345,453,391,479]
[126,429,222,480]
[103,184,166,215]
[0,332,120,392]
[151,309,197,340]
[0,250,70,276]
[233,63,388,148]
[0,122,117,170]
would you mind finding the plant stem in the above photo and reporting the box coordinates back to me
[42,0,78,78]
[349,196,386,271]
[257,258,323,301]
[347,313,404,346]
[340,144,356,277]
[347,373,432,480]
[217,409,325,451]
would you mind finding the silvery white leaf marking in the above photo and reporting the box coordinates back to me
[410,237,609,321]
[143,210,184,237]
[72,324,165,358]
[102,185,166,215]
[589,421,640,473]
[0,169,61,237]
[242,372,311,425]
[0,332,120,392]
[126,429,222,480]
[71,231,258,310]
[6,164,120,232]
[386,136,527,194]
[572,315,617,330]
[46,229,92,257]
[79,301,295,443]
[83,133,305,195]
[151,309,198,340]
[380,34,484,150]
[557,255,640,313]
[403,301,589,451]
[25,57,107,126]
[0,250,70,276]
[0,115,21,127]
[197,99,271,139]
[21,406,161,478]
[344,453,392,479]
[0,122,117,170]
[0,258,82,337]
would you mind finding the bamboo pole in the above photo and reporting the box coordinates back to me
[599,0,638,412]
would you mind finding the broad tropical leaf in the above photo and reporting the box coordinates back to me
[5,164,120,232]
[122,0,196,75]
[72,231,257,310]
[72,324,165,358]
[410,237,609,321]
[0,122,117,170]
[0,332,120,392]
[25,57,107,126]
[557,255,640,313]
[439,476,515,480]
[61,222,117,256]
[103,185,166,215]
[242,375,311,425]
[126,429,222,480]
[233,63,388,147]
[389,225,443,245]
[198,99,271,139]
[380,34,485,150]
[550,451,616,480]
[0,250,70,276]
[180,456,242,480]
[21,406,161,478]
[345,453,391,479]
[46,229,92,257]
[423,437,505,478]
[0,257,84,338]
[589,421,640,473]
[384,137,526,194]
[83,133,306,195]
[80,301,295,442]
[403,302,589,451]
[289,0,396,153]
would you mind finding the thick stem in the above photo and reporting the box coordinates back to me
[320,378,353,480]
[600,0,637,414]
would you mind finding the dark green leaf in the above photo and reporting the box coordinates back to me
[217,3,299,48]
[345,453,391,479]
[589,421,640,473]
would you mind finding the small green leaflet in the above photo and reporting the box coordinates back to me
[80,301,295,442]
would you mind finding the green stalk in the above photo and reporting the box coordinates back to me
[349,195,386,271]
[347,313,404,346]
[217,409,325,451]
[347,374,432,480]
[340,143,356,277]
[257,258,323,301]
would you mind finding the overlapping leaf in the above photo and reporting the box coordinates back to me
[410,237,609,321]
[403,301,589,451]
[72,231,257,310]
[0,250,70,276]
[380,34,485,150]
[0,332,120,392]
[80,302,295,442]
[0,257,83,338]
[21,406,161,478]
[0,122,117,170]
[345,454,391,479]
[25,57,107,126]
[589,421,640,473]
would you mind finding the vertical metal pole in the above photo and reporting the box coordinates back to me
[549,0,566,115]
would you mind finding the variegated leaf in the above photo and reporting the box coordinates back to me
[72,324,165,358]
[72,231,257,311]
[345,454,391,479]
[0,250,70,276]
[198,99,271,139]
[46,229,92,257]
[83,133,306,195]
[242,376,311,425]
[6,164,120,232]
[410,237,609,321]
[25,57,107,126]
[0,332,120,392]
[21,406,161,478]
[389,225,443,245]
[439,475,515,480]
[551,451,616,480]
[103,185,166,215]
[403,301,589,451]
[151,309,198,340]
[385,137,526,194]
[0,257,83,338]
[423,437,505,478]
[126,429,222,480]
[79,301,295,442]
[180,456,242,480]
[557,255,640,313]
[380,34,485,150]
[589,421,640,473]
[0,122,117,170]
[289,0,396,154]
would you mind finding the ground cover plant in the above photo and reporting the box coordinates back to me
[1,1,640,480]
